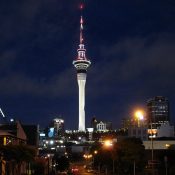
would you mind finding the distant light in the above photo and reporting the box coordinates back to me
[54,118,64,123]
[50,140,54,145]
[148,129,157,135]
[87,128,94,132]
[165,144,170,148]
[10,118,14,122]
[104,140,113,147]
[59,140,63,143]
[94,150,98,154]
[40,133,45,137]
[80,4,84,9]
[83,154,92,159]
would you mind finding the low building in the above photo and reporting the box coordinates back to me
[157,122,174,137]
[0,121,27,145]
[96,121,112,132]
[143,140,175,150]
[128,126,148,141]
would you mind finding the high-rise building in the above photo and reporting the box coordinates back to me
[147,96,169,124]
[49,118,64,137]
[73,13,91,131]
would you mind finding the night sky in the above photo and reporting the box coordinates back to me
[0,0,175,129]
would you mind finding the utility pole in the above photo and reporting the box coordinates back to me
[134,160,136,175]
[164,156,168,175]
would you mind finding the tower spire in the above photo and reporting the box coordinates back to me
[76,4,88,61]
[80,15,83,44]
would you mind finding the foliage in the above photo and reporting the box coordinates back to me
[117,138,146,174]
[53,154,69,172]
[90,138,146,174]
[32,158,46,175]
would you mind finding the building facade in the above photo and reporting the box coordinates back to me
[50,118,64,137]
[147,96,169,126]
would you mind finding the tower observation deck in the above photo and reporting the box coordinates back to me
[73,11,91,131]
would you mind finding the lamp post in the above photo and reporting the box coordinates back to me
[103,140,115,175]
[134,160,136,175]
[164,156,168,175]
[93,150,98,167]
[134,109,145,175]
[47,154,50,175]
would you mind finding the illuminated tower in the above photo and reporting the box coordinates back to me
[73,12,91,131]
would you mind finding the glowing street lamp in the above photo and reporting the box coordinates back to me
[94,150,98,155]
[103,140,115,174]
[47,154,50,175]
[134,110,144,127]
[104,140,113,148]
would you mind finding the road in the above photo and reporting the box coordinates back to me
[70,161,100,175]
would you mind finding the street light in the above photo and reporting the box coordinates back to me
[103,140,115,175]
[94,150,98,155]
[104,140,113,148]
[47,154,50,175]
[134,110,144,127]
[92,150,98,168]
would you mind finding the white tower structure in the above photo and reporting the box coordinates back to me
[73,12,91,131]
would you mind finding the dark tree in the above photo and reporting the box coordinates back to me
[90,138,146,174]
[53,155,69,172]
[117,138,146,174]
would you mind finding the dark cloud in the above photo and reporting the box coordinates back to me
[0,49,17,72]
[90,33,175,85]
[86,33,175,127]
[0,68,75,98]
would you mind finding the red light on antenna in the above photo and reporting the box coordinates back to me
[80,4,84,10]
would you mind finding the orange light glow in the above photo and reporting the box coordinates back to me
[135,110,144,120]
[94,150,98,154]
[148,129,157,135]
[104,140,113,147]
[83,154,92,159]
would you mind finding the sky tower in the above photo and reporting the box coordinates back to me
[73,6,91,131]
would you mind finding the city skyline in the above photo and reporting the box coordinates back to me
[0,0,175,129]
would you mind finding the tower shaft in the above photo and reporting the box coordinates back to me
[77,73,86,131]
